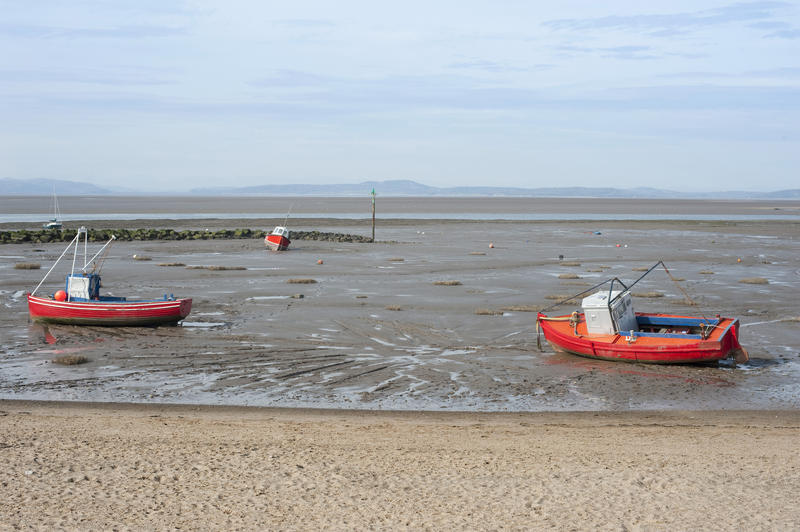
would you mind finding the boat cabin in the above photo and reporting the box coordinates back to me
[66,273,101,301]
[582,290,637,335]
[271,226,289,238]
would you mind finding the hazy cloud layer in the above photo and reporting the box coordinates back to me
[0,1,798,191]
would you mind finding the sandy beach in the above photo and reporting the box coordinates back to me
[1,401,799,530]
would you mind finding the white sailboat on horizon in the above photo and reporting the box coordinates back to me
[43,186,63,230]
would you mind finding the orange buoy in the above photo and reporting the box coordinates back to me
[737,258,742,263]
[317,259,323,265]
[489,242,494,248]
[54,290,67,301]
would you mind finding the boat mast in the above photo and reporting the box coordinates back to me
[50,185,61,222]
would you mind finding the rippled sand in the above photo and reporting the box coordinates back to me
[1,401,799,530]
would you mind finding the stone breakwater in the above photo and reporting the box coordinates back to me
[0,228,374,244]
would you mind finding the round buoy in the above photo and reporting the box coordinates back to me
[616,244,621,248]
[737,258,742,263]
[317,259,323,265]
[54,290,67,301]
[489,242,494,248]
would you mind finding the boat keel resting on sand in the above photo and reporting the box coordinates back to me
[537,262,749,364]
[27,227,192,326]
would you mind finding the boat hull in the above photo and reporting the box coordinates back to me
[537,312,745,364]
[265,234,290,251]
[28,294,192,326]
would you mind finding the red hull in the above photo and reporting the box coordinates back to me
[28,294,192,326]
[265,234,290,251]
[537,312,745,364]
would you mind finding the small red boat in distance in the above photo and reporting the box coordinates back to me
[27,227,192,327]
[536,262,748,365]
[265,225,291,251]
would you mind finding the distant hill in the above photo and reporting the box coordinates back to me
[191,179,800,199]
[0,178,114,195]
[2,177,797,199]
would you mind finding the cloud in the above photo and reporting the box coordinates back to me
[556,44,659,60]
[249,69,331,88]
[748,20,792,29]
[542,2,791,34]
[745,67,800,77]
[661,67,800,79]
[270,19,335,28]
[446,60,528,73]
[764,28,800,38]
[28,77,796,119]
[0,68,173,86]
[0,22,185,39]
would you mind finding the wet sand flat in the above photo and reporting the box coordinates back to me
[2,400,799,530]
[2,195,800,221]
[1,216,799,411]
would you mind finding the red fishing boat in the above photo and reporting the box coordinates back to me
[28,293,192,326]
[27,227,192,326]
[536,262,748,364]
[265,225,291,251]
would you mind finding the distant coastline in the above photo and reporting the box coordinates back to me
[1,178,798,200]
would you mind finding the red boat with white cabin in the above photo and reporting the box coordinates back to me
[27,227,192,326]
[265,225,291,251]
[536,262,748,365]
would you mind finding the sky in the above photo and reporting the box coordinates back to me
[1,1,798,192]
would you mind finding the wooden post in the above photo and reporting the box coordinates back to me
[371,188,376,242]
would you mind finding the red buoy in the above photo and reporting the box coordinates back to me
[54,290,67,301]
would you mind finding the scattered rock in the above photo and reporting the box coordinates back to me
[52,355,89,365]
[13,263,40,270]
[499,305,541,312]
[739,277,769,285]
[474,309,503,316]
[0,228,373,244]
[186,265,246,271]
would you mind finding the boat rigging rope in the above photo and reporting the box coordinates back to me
[84,235,117,274]
[657,261,714,336]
